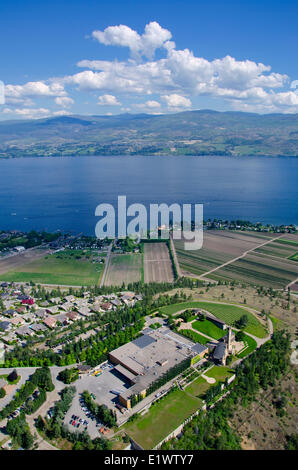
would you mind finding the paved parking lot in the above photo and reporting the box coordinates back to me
[63,362,130,438]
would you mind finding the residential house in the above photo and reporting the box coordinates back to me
[43,316,57,329]
[16,325,35,337]
[100,302,113,312]
[30,323,47,333]
[35,309,47,319]
[9,316,25,326]
[66,311,79,322]
[0,321,12,332]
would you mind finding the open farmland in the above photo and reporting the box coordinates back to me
[175,230,298,289]
[208,251,298,289]
[159,301,267,338]
[254,242,297,259]
[174,230,280,277]
[0,249,104,286]
[0,246,50,275]
[124,389,202,449]
[104,253,142,286]
[143,242,174,283]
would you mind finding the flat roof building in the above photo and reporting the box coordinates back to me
[109,326,208,408]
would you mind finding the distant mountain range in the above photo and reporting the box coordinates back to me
[0,110,297,157]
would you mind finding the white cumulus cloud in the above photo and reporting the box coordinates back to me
[97,94,121,106]
[92,21,172,59]
[162,94,192,109]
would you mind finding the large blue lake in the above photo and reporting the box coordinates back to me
[0,155,297,234]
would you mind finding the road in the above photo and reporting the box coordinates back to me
[99,242,113,288]
[26,389,60,450]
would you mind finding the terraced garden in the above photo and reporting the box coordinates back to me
[159,301,267,338]
[236,334,258,358]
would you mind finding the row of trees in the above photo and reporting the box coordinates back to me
[82,390,117,428]
[0,367,54,420]
[6,412,34,449]
[57,367,79,384]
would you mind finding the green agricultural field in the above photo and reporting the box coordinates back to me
[0,249,104,286]
[254,243,297,259]
[174,231,278,277]
[289,252,298,262]
[208,252,298,289]
[124,389,202,449]
[192,319,226,340]
[274,238,298,247]
[104,253,142,286]
[236,334,257,358]
[160,301,267,338]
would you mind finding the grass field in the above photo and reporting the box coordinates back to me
[178,329,210,345]
[192,319,226,340]
[159,301,267,338]
[185,376,210,398]
[124,389,202,449]
[104,253,142,286]
[204,366,234,382]
[185,366,233,398]
[0,249,104,286]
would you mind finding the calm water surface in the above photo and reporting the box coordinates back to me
[0,155,297,234]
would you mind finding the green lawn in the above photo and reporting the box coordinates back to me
[124,389,202,449]
[185,366,234,399]
[204,366,234,382]
[160,301,267,338]
[178,329,210,345]
[0,250,104,286]
[236,334,257,358]
[192,319,226,340]
[270,315,284,331]
[185,376,210,398]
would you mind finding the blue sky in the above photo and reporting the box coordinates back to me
[0,0,297,119]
